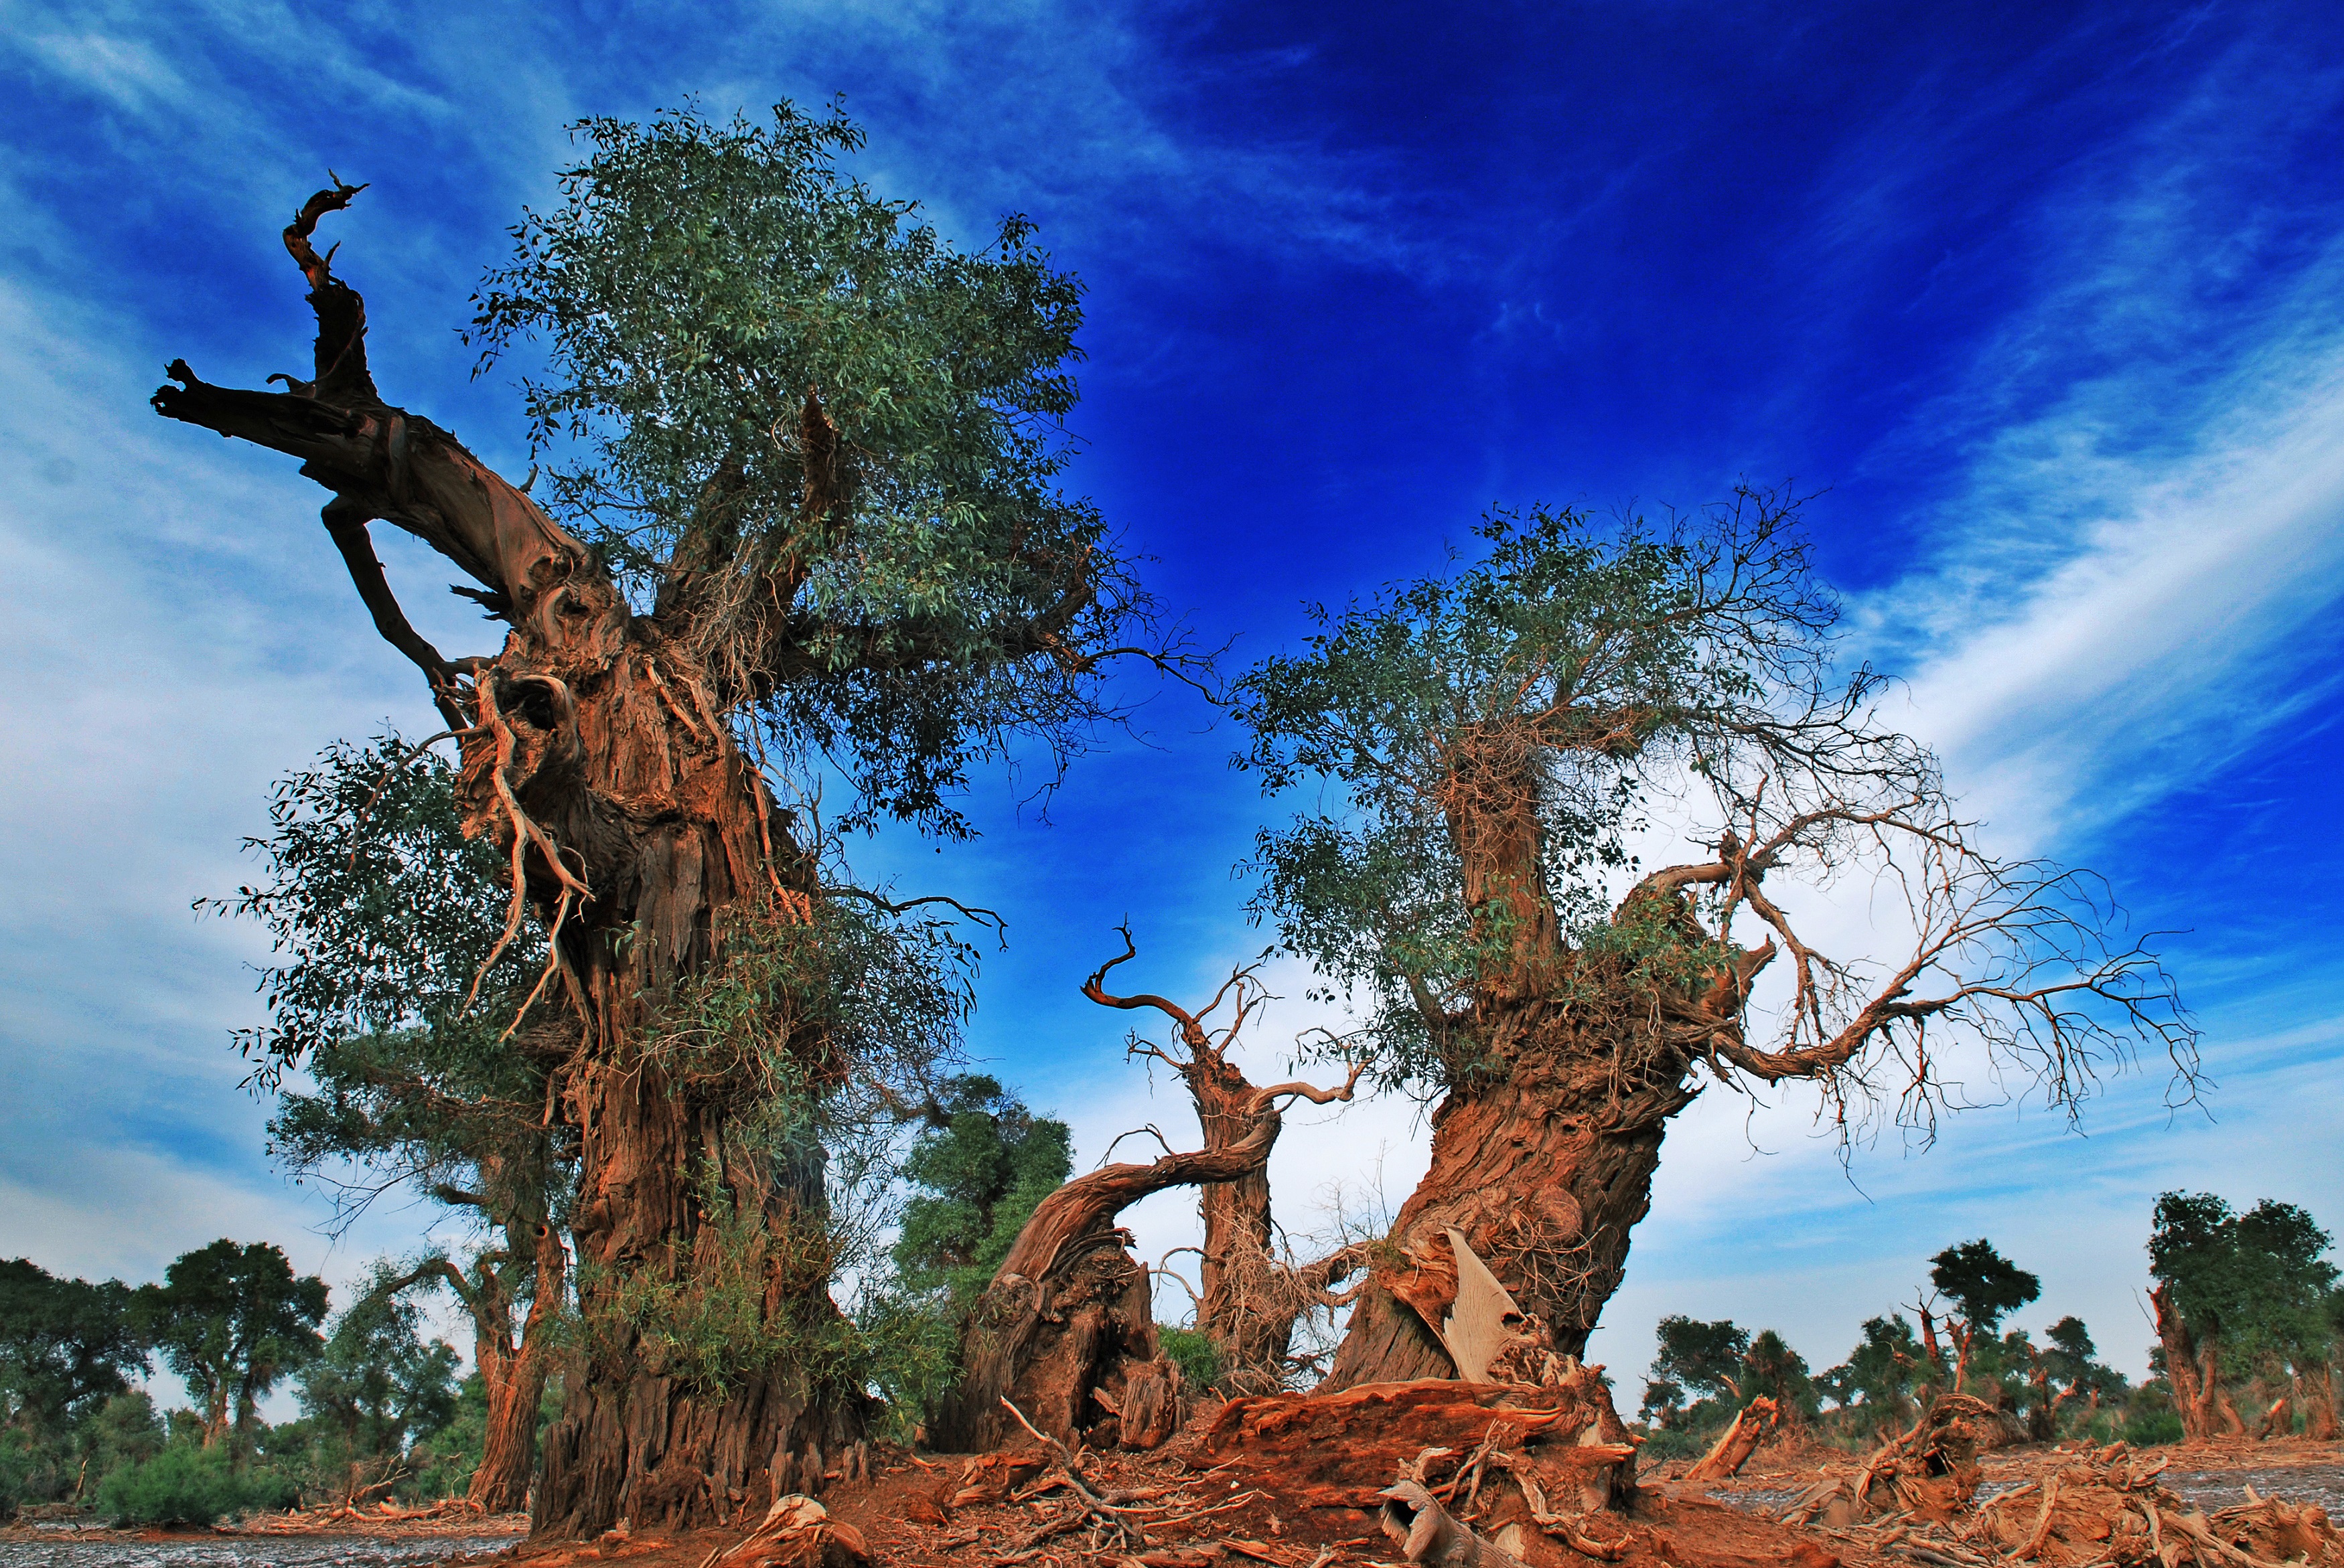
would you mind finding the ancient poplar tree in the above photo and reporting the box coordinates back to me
[155,104,1157,1533]
[1234,495,2197,1390]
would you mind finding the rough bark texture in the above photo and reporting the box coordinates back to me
[932,1131,1280,1451]
[153,183,855,1538]
[1201,1369,1640,1521]
[1080,936,1365,1394]
[1319,725,1750,1389]
[1682,1397,1779,1484]
[2149,1283,2246,1442]
[1324,1012,1694,1389]
[2300,1364,2340,1442]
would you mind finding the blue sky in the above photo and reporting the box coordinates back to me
[3,0,2341,1404]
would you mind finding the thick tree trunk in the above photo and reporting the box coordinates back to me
[2150,1283,2228,1442]
[153,185,858,1540]
[1322,1018,1694,1389]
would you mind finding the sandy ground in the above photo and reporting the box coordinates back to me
[11,1435,2336,1568]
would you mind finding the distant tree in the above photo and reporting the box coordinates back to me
[2019,1315,2126,1439]
[1927,1238,2040,1391]
[1817,1314,1927,1433]
[1644,1316,1751,1427]
[2150,1192,2339,1439]
[1743,1329,1816,1425]
[133,1241,327,1460]
[295,1269,461,1503]
[892,1075,1071,1302]
[1234,497,2197,1387]
[222,736,571,1511]
[0,1260,148,1437]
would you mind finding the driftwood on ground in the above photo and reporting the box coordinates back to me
[1778,1441,2342,1568]
[1777,1395,2013,1526]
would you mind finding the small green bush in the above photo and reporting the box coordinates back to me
[2122,1406,2185,1445]
[96,1445,245,1526]
[1157,1325,1222,1391]
[1631,1423,1707,1462]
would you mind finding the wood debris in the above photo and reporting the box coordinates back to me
[701,1493,869,1568]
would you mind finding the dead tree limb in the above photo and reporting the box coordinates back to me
[1082,926,1367,1392]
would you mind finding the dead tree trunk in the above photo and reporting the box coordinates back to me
[154,183,856,1537]
[932,1128,1281,1452]
[1080,929,1366,1393]
[2299,1361,2340,1441]
[1684,1397,1780,1483]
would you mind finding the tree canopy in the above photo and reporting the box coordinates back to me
[1646,1316,1753,1409]
[2151,1192,2339,1367]
[1234,493,2193,1121]
[0,1260,147,1435]
[133,1241,329,1451]
[891,1075,1072,1303]
[294,1269,461,1470]
[468,100,1151,837]
[1929,1238,2042,1340]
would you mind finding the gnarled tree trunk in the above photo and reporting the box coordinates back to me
[1080,935,1366,1395]
[153,183,858,1538]
[934,1129,1283,1451]
[2150,1283,2245,1441]
[1323,1018,1693,1388]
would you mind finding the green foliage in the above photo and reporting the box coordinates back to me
[2150,1192,2339,1375]
[891,1075,1072,1301]
[645,897,975,1110]
[2121,1385,2185,1444]
[588,1166,849,1400]
[1642,1317,1819,1433]
[198,736,540,1087]
[1157,1325,1223,1392]
[133,1241,328,1452]
[223,738,568,1454]
[295,1267,461,1469]
[1645,1316,1751,1413]
[469,100,1144,836]
[1816,1314,1929,1428]
[1930,1238,2041,1340]
[838,1075,1071,1435]
[96,1442,252,1526]
[81,1390,167,1478]
[1233,495,1857,1089]
[1743,1329,1816,1419]
[0,1259,147,1435]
